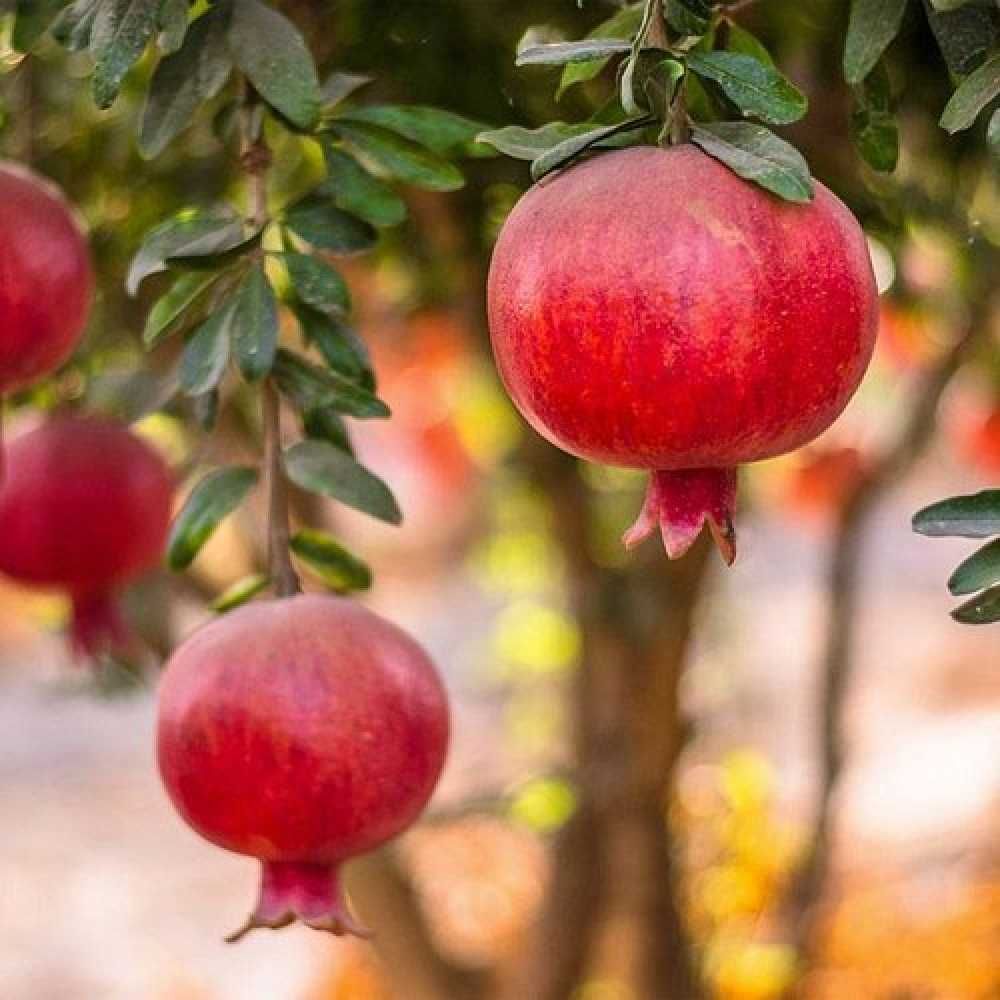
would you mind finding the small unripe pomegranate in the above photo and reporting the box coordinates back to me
[0,415,172,657]
[488,146,878,563]
[0,164,94,393]
[156,594,450,941]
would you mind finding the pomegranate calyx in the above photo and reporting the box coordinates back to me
[623,467,738,565]
[226,861,371,943]
[70,591,131,661]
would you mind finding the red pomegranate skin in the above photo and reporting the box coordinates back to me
[156,594,450,940]
[0,415,172,656]
[488,145,878,562]
[0,164,94,393]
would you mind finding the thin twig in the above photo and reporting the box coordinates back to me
[262,377,301,597]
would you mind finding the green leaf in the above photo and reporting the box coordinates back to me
[303,406,353,454]
[989,107,1000,154]
[320,145,407,227]
[180,300,234,396]
[167,466,259,570]
[284,194,377,254]
[531,117,653,181]
[951,584,1000,624]
[290,529,372,592]
[687,50,808,124]
[281,252,351,315]
[230,263,278,381]
[128,208,244,295]
[227,0,320,130]
[284,440,401,524]
[843,0,908,85]
[192,389,219,430]
[557,2,644,98]
[929,0,976,9]
[940,52,1000,132]
[690,122,814,202]
[912,490,1000,537]
[516,39,631,67]
[156,0,188,53]
[294,305,374,390]
[212,573,269,612]
[321,70,373,107]
[139,4,232,158]
[51,0,102,51]
[12,0,66,51]
[851,61,899,171]
[91,0,161,109]
[143,271,220,348]
[947,538,1000,595]
[476,122,604,160]
[272,348,387,419]
[925,0,999,76]
[726,23,775,66]
[665,0,711,36]
[334,105,491,156]
[335,120,464,192]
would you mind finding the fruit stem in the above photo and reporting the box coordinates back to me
[262,377,302,598]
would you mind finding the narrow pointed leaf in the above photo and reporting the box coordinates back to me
[940,52,1000,132]
[284,195,377,254]
[726,23,775,66]
[51,0,102,51]
[212,573,270,612]
[272,349,387,419]
[665,0,711,36]
[227,0,320,130]
[320,145,407,227]
[843,0,908,84]
[947,538,1000,596]
[531,117,653,181]
[285,440,401,524]
[294,305,373,390]
[690,122,814,202]
[687,50,807,124]
[334,105,491,156]
[91,0,160,108]
[913,490,1000,537]
[128,208,243,295]
[143,271,220,347]
[180,300,234,396]
[168,466,259,569]
[157,0,188,53]
[140,4,232,157]
[231,263,278,381]
[951,585,1000,624]
[321,70,372,107]
[281,252,351,314]
[516,39,631,67]
[557,2,644,97]
[290,529,372,592]
[925,0,998,76]
[335,120,464,192]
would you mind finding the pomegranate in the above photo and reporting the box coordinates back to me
[0,164,94,394]
[0,415,172,657]
[156,594,450,940]
[487,145,878,562]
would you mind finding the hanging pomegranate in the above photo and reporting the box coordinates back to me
[156,594,450,940]
[0,414,172,657]
[488,145,878,563]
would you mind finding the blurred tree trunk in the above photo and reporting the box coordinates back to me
[496,446,709,1000]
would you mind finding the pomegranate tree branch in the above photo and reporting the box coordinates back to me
[783,310,986,977]
[262,377,301,598]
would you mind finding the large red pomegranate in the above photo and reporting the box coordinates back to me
[0,164,94,394]
[156,594,450,940]
[0,414,172,657]
[488,145,878,562]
